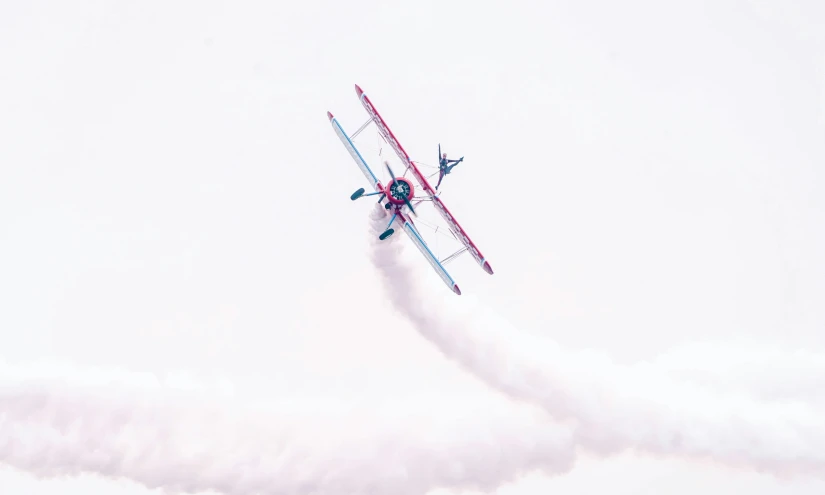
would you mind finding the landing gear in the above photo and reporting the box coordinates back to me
[351,188,365,200]
[379,211,398,241]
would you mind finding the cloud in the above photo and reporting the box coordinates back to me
[0,354,573,495]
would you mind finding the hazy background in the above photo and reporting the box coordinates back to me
[2,0,824,493]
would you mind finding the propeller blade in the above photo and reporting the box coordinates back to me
[403,194,417,216]
[384,161,397,182]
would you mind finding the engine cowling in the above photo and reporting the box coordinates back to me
[384,177,414,206]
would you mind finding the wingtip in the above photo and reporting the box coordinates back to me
[355,84,364,97]
[327,111,334,121]
[483,261,494,275]
[453,284,461,295]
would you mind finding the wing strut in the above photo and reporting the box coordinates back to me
[441,246,468,266]
[350,118,373,140]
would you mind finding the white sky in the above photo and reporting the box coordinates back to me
[2,0,825,493]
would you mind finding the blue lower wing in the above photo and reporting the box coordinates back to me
[402,220,461,295]
[329,115,380,189]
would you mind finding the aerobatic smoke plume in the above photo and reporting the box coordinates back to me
[367,204,825,479]
[3,205,823,495]
[0,360,574,494]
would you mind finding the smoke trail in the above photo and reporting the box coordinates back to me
[0,360,575,494]
[649,342,825,405]
[367,204,825,478]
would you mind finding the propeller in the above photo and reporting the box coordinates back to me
[385,161,417,217]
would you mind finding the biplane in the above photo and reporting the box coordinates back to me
[326,84,493,295]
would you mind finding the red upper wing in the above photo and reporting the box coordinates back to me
[355,84,493,275]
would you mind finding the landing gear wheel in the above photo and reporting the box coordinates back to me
[379,229,394,240]
[351,188,365,201]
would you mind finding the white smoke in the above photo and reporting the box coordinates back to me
[367,204,825,479]
[0,359,575,494]
[3,205,823,495]
[649,342,825,406]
